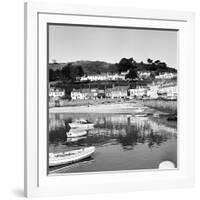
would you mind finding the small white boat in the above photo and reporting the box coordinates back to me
[66,129,87,138]
[49,146,95,167]
[69,119,94,130]
[153,113,160,117]
[134,113,148,117]
[66,136,86,143]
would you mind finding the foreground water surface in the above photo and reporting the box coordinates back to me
[48,111,177,174]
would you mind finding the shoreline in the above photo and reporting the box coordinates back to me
[49,102,146,114]
[49,101,172,116]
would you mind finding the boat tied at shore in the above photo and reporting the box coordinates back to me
[49,146,96,167]
[134,113,148,117]
[66,136,87,143]
[66,129,87,138]
[69,119,94,130]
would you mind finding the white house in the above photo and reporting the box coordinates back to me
[80,74,107,81]
[158,83,177,99]
[129,87,148,98]
[71,89,85,100]
[155,72,177,80]
[138,71,151,79]
[105,86,128,99]
[80,73,126,82]
[49,87,65,98]
[147,84,159,99]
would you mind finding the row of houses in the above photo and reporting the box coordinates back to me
[80,72,129,82]
[71,86,129,100]
[70,83,177,100]
[79,71,177,82]
[155,72,177,79]
[129,82,177,99]
[49,81,177,101]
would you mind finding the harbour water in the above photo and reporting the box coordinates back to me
[48,107,177,174]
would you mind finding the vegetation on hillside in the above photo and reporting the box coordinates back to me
[49,57,177,82]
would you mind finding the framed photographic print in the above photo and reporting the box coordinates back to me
[24,2,195,197]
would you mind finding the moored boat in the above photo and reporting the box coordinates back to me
[69,119,94,130]
[66,129,87,138]
[66,136,87,143]
[153,113,160,117]
[134,113,148,117]
[49,146,95,167]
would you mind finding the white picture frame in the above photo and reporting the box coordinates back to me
[24,1,195,197]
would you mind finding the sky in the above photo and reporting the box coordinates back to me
[48,24,178,68]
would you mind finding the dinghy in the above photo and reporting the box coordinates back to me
[49,146,95,167]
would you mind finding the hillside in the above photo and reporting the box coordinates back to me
[48,60,177,75]
[48,61,118,74]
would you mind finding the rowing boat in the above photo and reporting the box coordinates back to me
[49,146,95,167]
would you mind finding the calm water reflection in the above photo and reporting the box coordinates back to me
[49,113,177,173]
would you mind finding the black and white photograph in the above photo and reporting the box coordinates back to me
[48,24,178,175]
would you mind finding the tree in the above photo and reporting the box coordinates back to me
[49,69,55,81]
[147,58,153,64]
[61,63,84,81]
[118,57,136,72]
[69,65,84,80]
[61,63,71,80]
[49,69,62,81]
[125,68,138,79]
[159,62,167,68]
[154,60,160,64]
[149,73,155,80]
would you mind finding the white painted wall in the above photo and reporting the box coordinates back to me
[0,0,199,199]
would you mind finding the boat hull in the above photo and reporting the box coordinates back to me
[66,130,87,138]
[49,147,95,167]
[69,123,94,130]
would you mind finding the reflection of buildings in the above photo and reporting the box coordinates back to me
[88,127,127,137]
[130,116,177,135]
[49,113,70,131]
[49,113,177,151]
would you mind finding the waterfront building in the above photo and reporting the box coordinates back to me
[71,88,99,100]
[147,86,159,99]
[71,89,85,100]
[158,83,177,99]
[147,83,159,99]
[129,86,148,99]
[49,87,65,98]
[97,89,105,99]
[105,86,128,99]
